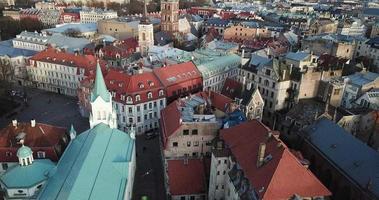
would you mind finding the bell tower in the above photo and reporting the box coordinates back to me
[160,0,179,34]
[138,0,154,57]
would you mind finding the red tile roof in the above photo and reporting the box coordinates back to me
[0,121,67,162]
[167,159,206,196]
[220,120,331,199]
[30,47,106,76]
[221,78,243,100]
[153,62,202,87]
[105,69,165,104]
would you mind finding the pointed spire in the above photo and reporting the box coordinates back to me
[140,0,150,24]
[69,124,76,140]
[91,60,110,102]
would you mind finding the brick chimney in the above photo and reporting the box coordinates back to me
[31,119,36,128]
[257,142,266,168]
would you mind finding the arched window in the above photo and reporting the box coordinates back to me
[136,95,141,101]
[142,33,146,41]
[159,90,164,96]
[127,96,132,102]
[147,92,153,99]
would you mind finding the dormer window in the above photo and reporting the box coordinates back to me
[147,92,153,99]
[121,95,125,101]
[148,81,154,87]
[135,95,141,101]
[138,83,144,89]
[110,80,114,84]
[127,96,132,102]
[159,90,164,96]
[37,151,45,158]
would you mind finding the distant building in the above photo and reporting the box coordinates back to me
[341,71,379,109]
[138,2,154,56]
[44,23,97,39]
[160,0,179,34]
[27,47,101,96]
[35,1,55,10]
[98,38,138,67]
[160,91,233,159]
[97,18,139,40]
[340,19,367,37]
[80,9,117,23]
[355,37,379,72]
[223,22,271,41]
[208,120,331,200]
[12,31,92,53]
[307,18,338,36]
[298,118,379,200]
[0,120,68,174]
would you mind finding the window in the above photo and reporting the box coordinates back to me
[154,102,157,108]
[149,103,152,109]
[37,151,45,158]
[159,90,164,96]
[144,114,147,120]
[128,107,132,113]
[135,95,141,101]
[137,106,140,112]
[194,141,199,146]
[272,82,276,88]
[173,142,178,147]
[192,129,198,135]
[144,104,147,110]
[129,118,133,123]
[265,69,271,76]
[5,152,12,157]
[180,197,185,200]
[147,92,153,99]
[183,129,189,135]
[2,163,8,170]
[160,100,164,106]
[187,141,191,147]
[137,116,141,122]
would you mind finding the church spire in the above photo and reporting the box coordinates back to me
[91,60,110,103]
[140,0,150,24]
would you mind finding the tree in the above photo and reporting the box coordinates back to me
[63,28,82,38]
[0,59,14,81]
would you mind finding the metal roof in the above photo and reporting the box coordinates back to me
[303,118,379,198]
[38,123,134,200]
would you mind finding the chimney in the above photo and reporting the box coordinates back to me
[290,64,293,75]
[12,119,18,127]
[31,119,36,127]
[257,143,266,168]
[282,69,286,80]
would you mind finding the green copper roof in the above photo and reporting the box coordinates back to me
[17,145,33,158]
[38,123,135,200]
[0,159,55,188]
[91,61,110,103]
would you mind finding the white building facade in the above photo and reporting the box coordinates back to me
[80,9,118,23]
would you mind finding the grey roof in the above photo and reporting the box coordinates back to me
[285,51,310,62]
[363,8,379,17]
[303,118,379,198]
[44,23,97,34]
[347,72,379,87]
[204,18,230,27]
[0,40,37,57]
[48,34,91,53]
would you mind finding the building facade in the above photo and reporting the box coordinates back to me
[80,9,118,23]
[97,18,139,40]
[27,48,100,96]
[160,0,179,34]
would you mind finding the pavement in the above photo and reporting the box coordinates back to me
[133,134,167,200]
[0,87,89,133]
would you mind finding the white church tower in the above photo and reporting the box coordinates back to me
[138,0,154,57]
[89,61,117,129]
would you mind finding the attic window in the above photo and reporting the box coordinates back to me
[148,81,154,87]
[159,90,164,96]
[110,80,114,84]
[118,83,123,87]
[138,83,144,89]
[135,95,141,101]
[147,92,153,99]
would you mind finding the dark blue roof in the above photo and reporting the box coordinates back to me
[303,118,379,198]
[367,37,379,49]
[363,8,379,17]
[0,40,37,57]
[204,18,230,27]
[222,109,247,128]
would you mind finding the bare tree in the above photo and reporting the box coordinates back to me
[0,59,14,81]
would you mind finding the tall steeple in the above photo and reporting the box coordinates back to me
[91,60,110,103]
[140,0,150,25]
[89,60,117,129]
